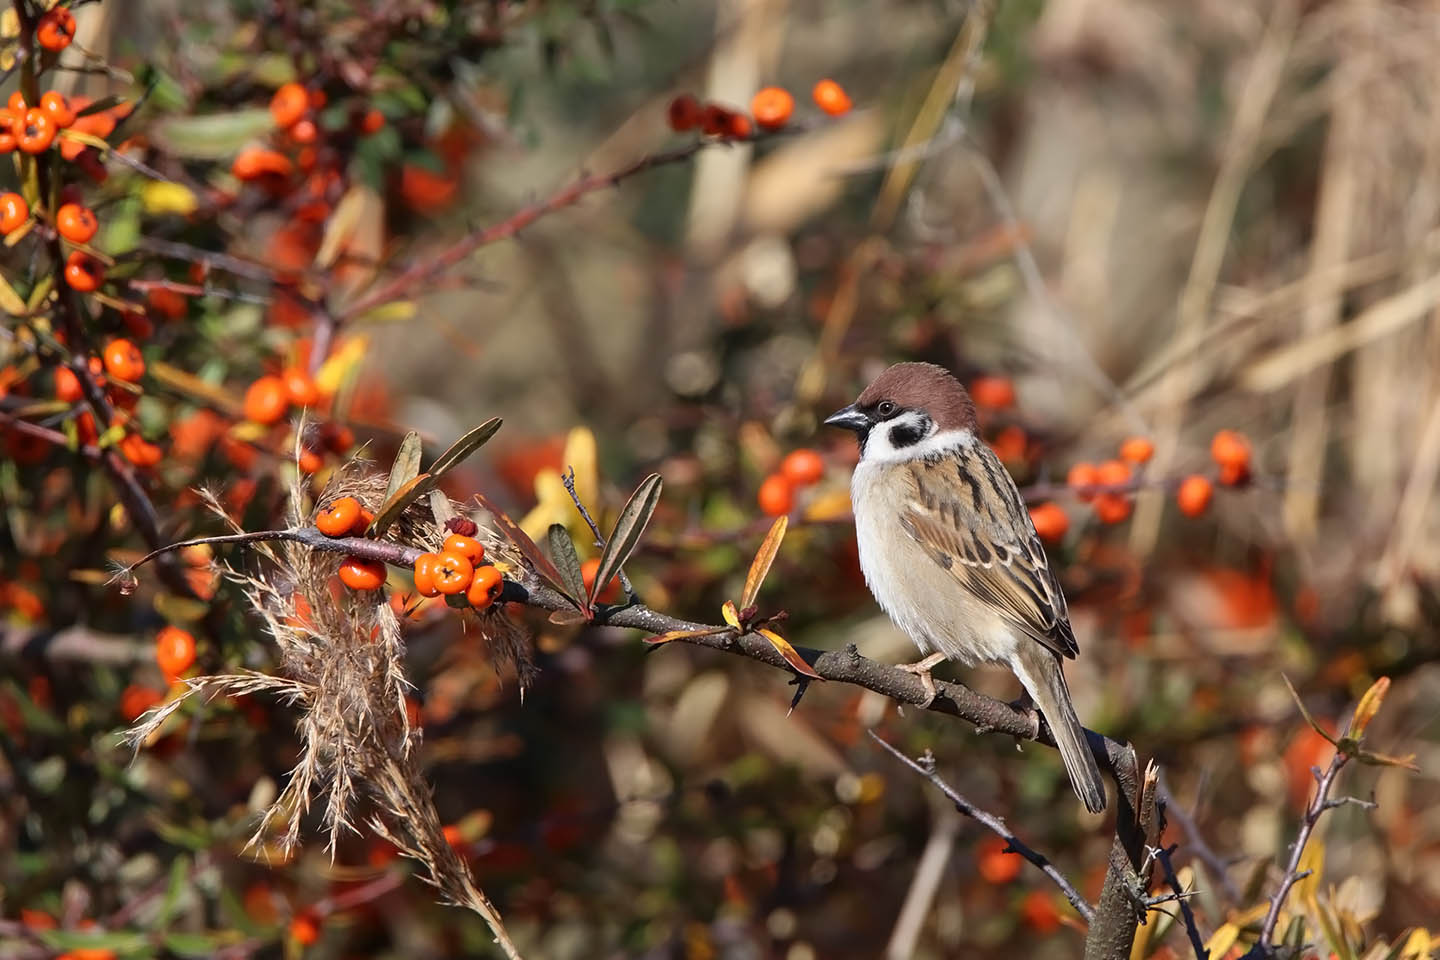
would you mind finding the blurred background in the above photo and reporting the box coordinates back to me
[4,0,1440,957]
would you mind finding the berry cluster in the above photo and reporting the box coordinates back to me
[758,449,825,517]
[667,78,853,139]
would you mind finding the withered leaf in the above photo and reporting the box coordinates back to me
[742,515,787,611]
[429,418,502,480]
[591,473,661,606]
[370,473,432,536]
[758,628,822,679]
[547,524,590,612]
[384,431,423,506]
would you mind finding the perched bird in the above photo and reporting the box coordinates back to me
[825,362,1107,813]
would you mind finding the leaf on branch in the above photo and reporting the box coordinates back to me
[549,608,590,626]
[428,489,455,527]
[369,473,432,536]
[590,473,661,606]
[429,418,503,480]
[1346,676,1390,740]
[148,361,246,416]
[742,515,787,611]
[152,108,275,159]
[547,524,590,612]
[475,491,570,594]
[384,431,424,505]
[1283,674,1339,747]
[758,628,822,679]
[1353,747,1419,771]
[721,600,741,629]
[642,627,731,646]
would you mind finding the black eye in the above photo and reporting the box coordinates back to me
[877,401,897,417]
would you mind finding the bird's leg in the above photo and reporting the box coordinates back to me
[895,652,948,708]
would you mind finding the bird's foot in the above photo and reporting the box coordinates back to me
[896,652,948,709]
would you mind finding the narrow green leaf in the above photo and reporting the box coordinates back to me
[157,853,190,927]
[164,932,230,957]
[591,473,662,605]
[474,491,569,595]
[370,472,432,536]
[384,431,423,505]
[547,523,589,610]
[741,515,787,610]
[428,417,502,479]
[428,489,455,527]
[152,108,275,159]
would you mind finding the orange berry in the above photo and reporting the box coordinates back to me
[269,82,308,129]
[750,86,794,130]
[1095,459,1132,489]
[726,113,753,139]
[466,565,504,609]
[1066,462,1099,501]
[307,88,327,110]
[0,192,28,233]
[155,625,197,679]
[64,251,104,291]
[0,109,18,152]
[757,473,794,517]
[338,556,386,591]
[431,550,474,595]
[118,684,162,722]
[1176,474,1213,517]
[442,534,485,565]
[54,365,82,402]
[667,93,703,132]
[232,147,293,181]
[1020,890,1061,934]
[148,286,188,319]
[281,366,320,407]
[243,375,289,424]
[443,824,464,847]
[1093,493,1133,524]
[19,909,57,931]
[360,108,385,135]
[1028,502,1069,544]
[7,92,25,112]
[700,104,735,137]
[56,202,98,243]
[412,552,441,597]
[1119,436,1154,464]
[40,91,75,127]
[976,836,1021,884]
[780,448,825,487]
[969,375,1015,409]
[56,949,117,960]
[316,496,361,537]
[118,432,162,467]
[399,163,458,213]
[352,508,374,536]
[1218,461,1249,487]
[18,108,56,153]
[1210,430,1251,470]
[812,79,852,116]
[289,118,318,145]
[103,338,144,382]
[580,557,619,603]
[988,424,1027,464]
[288,912,320,946]
[36,7,76,51]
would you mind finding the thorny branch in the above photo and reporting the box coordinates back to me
[560,466,637,601]
[869,730,1096,922]
[1154,841,1210,960]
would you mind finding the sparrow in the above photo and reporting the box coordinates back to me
[825,362,1107,813]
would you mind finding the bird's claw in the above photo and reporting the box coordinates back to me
[896,652,948,709]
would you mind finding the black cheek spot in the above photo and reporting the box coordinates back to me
[889,423,923,448]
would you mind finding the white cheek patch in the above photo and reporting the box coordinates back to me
[860,415,975,464]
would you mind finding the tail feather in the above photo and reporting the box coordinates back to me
[1014,651,1107,814]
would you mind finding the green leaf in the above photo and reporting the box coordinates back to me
[591,473,661,605]
[474,491,570,595]
[152,108,275,159]
[384,431,423,504]
[370,473,432,536]
[741,515,787,610]
[547,523,588,610]
[164,932,230,957]
[157,853,190,927]
[429,418,502,479]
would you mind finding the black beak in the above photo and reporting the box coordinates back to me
[823,403,870,434]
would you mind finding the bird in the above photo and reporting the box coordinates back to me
[824,361,1107,813]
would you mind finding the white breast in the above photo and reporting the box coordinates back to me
[849,455,1020,666]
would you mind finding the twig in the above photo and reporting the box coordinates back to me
[1251,751,1348,952]
[869,731,1095,923]
[340,136,769,320]
[1154,842,1210,960]
[560,466,637,601]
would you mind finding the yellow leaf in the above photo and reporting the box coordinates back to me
[758,628,822,679]
[1204,923,1239,957]
[351,300,416,325]
[1296,837,1325,908]
[141,181,199,216]
[802,488,853,522]
[1346,676,1390,740]
[314,335,369,396]
[721,600,741,629]
[741,515,787,610]
[1400,928,1432,959]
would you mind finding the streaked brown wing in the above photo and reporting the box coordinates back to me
[899,449,1079,659]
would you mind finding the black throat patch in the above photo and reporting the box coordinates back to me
[888,420,925,449]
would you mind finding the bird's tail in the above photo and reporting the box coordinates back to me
[1014,650,1107,814]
